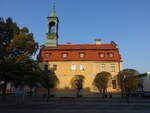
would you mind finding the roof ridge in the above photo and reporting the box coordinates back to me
[59,44,112,46]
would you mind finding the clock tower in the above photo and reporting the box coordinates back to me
[45,7,59,47]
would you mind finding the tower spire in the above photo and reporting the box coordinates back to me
[46,0,59,47]
[51,0,57,17]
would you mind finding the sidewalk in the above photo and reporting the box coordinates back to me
[0,95,150,105]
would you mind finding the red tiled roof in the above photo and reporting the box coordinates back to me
[41,44,116,50]
[38,44,122,62]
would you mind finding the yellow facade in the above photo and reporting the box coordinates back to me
[39,61,121,94]
[38,8,122,96]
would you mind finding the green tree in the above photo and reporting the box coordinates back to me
[117,69,139,98]
[94,72,111,97]
[40,70,59,102]
[71,75,85,97]
[16,56,41,96]
[0,56,19,100]
[0,17,38,101]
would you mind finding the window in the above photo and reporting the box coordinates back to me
[79,53,85,58]
[71,64,77,71]
[53,64,57,71]
[101,64,105,72]
[99,53,105,58]
[49,22,56,33]
[108,52,114,57]
[112,80,117,89]
[50,64,57,71]
[44,64,48,71]
[110,64,115,72]
[62,53,68,58]
[44,53,51,58]
[80,64,85,72]
[50,26,55,33]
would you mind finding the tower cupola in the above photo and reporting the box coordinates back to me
[45,3,59,47]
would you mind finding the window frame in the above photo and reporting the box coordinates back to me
[71,64,77,72]
[108,52,114,58]
[101,64,106,72]
[110,64,115,72]
[80,64,85,72]
[79,52,85,58]
[62,53,68,58]
[44,53,51,58]
[99,52,105,58]
[50,64,57,71]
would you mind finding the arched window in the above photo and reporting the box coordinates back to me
[49,22,56,33]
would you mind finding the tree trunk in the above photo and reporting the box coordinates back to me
[2,80,7,101]
[76,89,80,97]
[46,88,50,102]
[121,89,124,98]
[29,87,33,97]
[102,89,105,98]
[99,89,102,97]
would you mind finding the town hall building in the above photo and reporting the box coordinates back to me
[38,7,122,96]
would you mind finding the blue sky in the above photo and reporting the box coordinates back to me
[0,0,150,73]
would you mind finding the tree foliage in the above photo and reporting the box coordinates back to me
[0,17,38,101]
[94,72,111,97]
[71,75,85,97]
[117,69,139,97]
[40,70,59,101]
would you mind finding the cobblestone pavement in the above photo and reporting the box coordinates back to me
[0,101,150,113]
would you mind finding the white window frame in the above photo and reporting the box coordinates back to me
[80,64,85,72]
[44,53,51,58]
[71,64,77,71]
[109,53,114,57]
[101,64,105,72]
[62,53,68,58]
[79,53,85,58]
[99,53,105,58]
[110,64,115,72]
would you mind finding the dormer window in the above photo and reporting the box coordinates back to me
[79,53,85,58]
[44,53,51,58]
[108,52,114,58]
[62,53,68,58]
[99,53,105,58]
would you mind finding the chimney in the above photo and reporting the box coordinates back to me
[95,39,102,45]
